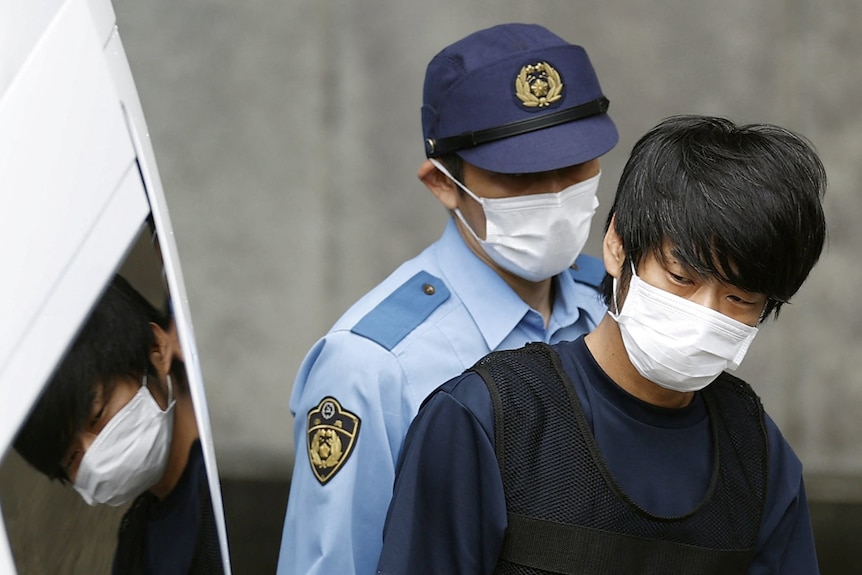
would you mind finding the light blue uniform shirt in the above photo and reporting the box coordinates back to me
[277,218,607,575]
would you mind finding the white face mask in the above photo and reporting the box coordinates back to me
[431,159,600,282]
[610,266,759,393]
[73,374,176,506]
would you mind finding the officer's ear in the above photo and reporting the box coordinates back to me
[603,215,626,279]
[418,159,460,211]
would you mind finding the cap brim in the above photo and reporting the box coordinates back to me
[456,113,619,174]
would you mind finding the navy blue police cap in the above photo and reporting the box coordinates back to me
[422,23,618,174]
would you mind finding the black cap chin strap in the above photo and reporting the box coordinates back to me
[425,96,609,157]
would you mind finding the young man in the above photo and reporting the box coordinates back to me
[278,23,618,575]
[377,115,827,574]
[14,275,224,574]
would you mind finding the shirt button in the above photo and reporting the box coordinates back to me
[423,283,436,296]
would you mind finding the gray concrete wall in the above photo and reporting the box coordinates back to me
[112,0,862,498]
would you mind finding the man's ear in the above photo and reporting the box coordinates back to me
[602,215,626,279]
[149,322,181,377]
[418,159,460,211]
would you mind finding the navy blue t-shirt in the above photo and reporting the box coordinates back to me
[113,440,221,575]
[377,336,819,574]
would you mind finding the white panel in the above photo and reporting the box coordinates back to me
[105,30,234,575]
[0,0,144,453]
[0,503,12,575]
[0,2,231,572]
[86,0,116,46]
[0,0,64,97]
[0,165,148,455]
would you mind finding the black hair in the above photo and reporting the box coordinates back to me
[439,153,465,185]
[13,274,171,481]
[600,115,827,321]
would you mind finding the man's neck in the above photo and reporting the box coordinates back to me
[584,316,694,409]
[149,389,200,500]
[501,271,555,327]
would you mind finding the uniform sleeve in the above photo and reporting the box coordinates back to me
[376,375,508,575]
[748,415,820,575]
[277,332,411,575]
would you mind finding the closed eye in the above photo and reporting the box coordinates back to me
[63,449,81,478]
[727,294,758,306]
[668,272,693,285]
[89,403,107,431]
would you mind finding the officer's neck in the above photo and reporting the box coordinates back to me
[456,217,555,326]
[502,270,554,327]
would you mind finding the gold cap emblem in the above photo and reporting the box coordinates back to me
[515,61,564,108]
[306,397,361,485]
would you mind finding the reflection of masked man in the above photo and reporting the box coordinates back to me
[14,275,224,575]
[71,370,176,506]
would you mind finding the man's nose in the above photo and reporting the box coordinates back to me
[689,287,723,313]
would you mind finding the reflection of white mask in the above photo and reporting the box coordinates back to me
[431,159,600,282]
[610,267,759,393]
[74,374,175,506]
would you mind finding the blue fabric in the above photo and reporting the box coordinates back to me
[377,337,820,575]
[146,441,205,575]
[277,218,607,575]
[351,271,450,350]
[421,24,618,173]
[570,253,606,288]
[111,440,208,575]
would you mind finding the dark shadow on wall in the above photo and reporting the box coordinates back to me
[811,501,862,574]
[221,478,291,574]
[2,470,858,573]
[219,477,862,575]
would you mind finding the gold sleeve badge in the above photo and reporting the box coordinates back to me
[306,397,361,485]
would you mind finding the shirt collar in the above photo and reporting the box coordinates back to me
[552,270,607,333]
[435,218,601,349]
[436,218,529,350]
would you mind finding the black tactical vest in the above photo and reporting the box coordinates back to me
[471,342,768,575]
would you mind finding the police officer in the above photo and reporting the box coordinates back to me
[377,115,826,574]
[277,23,618,575]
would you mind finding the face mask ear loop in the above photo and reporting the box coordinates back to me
[611,276,621,315]
[144,370,174,410]
[429,158,487,243]
[612,260,637,315]
[428,159,484,205]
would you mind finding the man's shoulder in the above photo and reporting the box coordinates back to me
[420,369,496,436]
[709,372,762,411]
[349,269,451,351]
[327,241,442,323]
[562,254,608,326]
[323,234,478,353]
[567,253,606,290]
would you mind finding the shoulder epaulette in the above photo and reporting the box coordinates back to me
[568,254,605,289]
[351,271,450,351]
